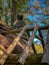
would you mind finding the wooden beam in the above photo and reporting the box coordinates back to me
[0,25,28,65]
[1,25,49,34]
[0,54,43,65]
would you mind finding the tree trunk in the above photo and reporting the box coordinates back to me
[41,28,49,65]
[11,0,17,28]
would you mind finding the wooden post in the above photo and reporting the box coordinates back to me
[17,23,39,65]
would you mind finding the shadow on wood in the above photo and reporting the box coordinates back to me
[3,53,43,65]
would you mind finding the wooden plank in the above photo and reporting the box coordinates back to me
[3,53,43,65]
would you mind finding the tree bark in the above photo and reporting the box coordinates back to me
[11,0,17,28]
[17,23,39,65]
[41,28,49,65]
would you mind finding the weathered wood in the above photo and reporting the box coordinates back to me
[41,28,49,64]
[11,0,17,28]
[18,23,39,65]
[0,22,11,31]
[38,30,45,50]
[0,22,49,65]
[2,53,43,65]
[1,25,49,34]
[0,25,28,65]
[32,43,37,53]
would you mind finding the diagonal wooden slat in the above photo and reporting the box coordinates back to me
[0,24,28,65]
[17,23,39,65]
